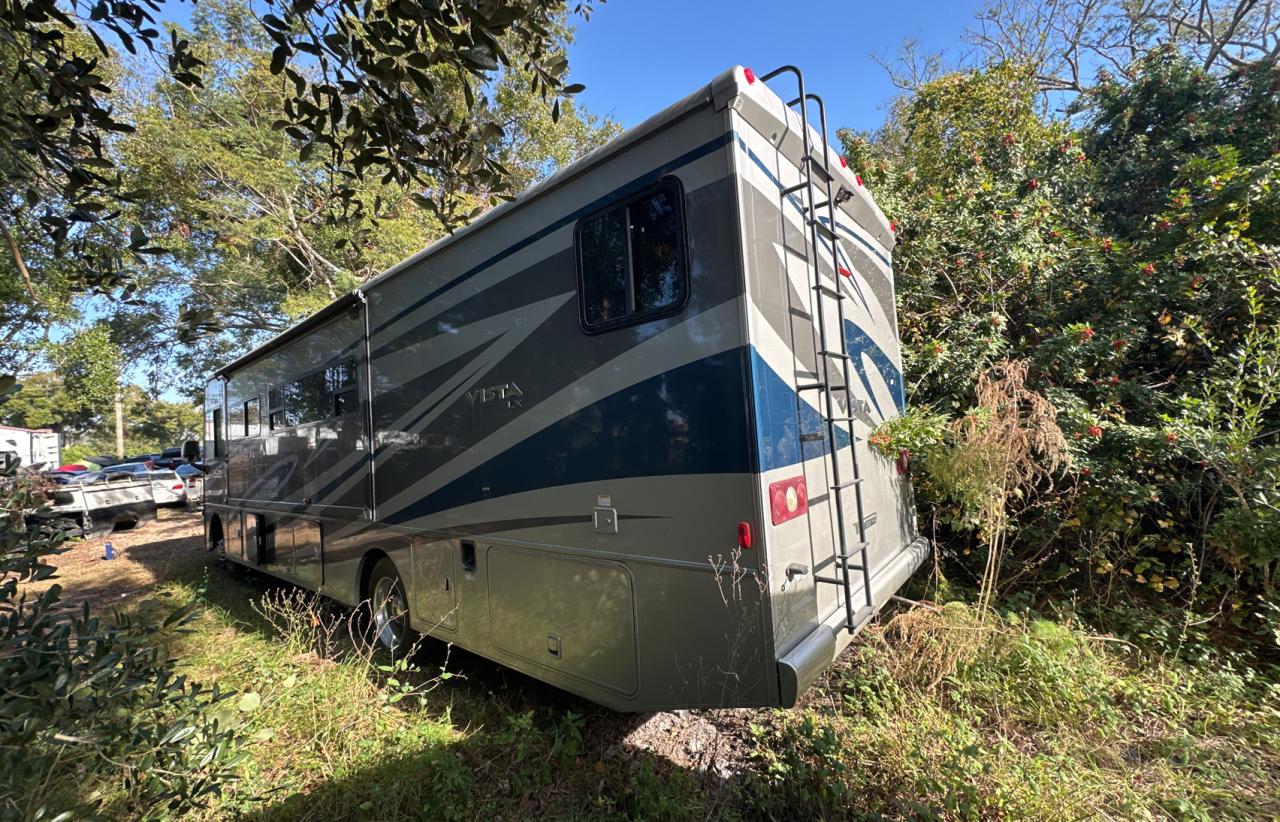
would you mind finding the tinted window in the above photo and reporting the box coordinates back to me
[244,397,260,437]
[629,190,683,313]
[268,360,358,430]
[577,182,687,331]
[580,208,628,326]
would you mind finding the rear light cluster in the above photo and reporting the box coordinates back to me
[743,67,756,85]
[769,476,809,525]
[171,483,183,491]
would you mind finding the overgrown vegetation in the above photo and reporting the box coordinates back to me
[51,545,1279,820]
[856,45,1280,667]
[0,469,246,819]
[751,602,1280,820]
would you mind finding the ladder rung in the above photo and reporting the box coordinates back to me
[812,198,830,210]
[817,349,848,360]
[782,181,809,196]
[799,432,825,442]
[814,575,843,586]
[845,605,876,631]
[832,478,863,490]
[812,283,844,300]
[797,382,826,391]
[812,220,837,240]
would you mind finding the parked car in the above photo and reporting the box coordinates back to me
[102,461,153,475]
[175,463,204,504]
[144,470,188,507]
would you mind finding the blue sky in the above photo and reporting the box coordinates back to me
[566,0,981,133]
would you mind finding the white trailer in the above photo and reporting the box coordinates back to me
[0,425,61,470]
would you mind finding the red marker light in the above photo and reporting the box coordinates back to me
[890,221,897,233]
[838,265,852,278]
[743,67,756,85]
[737,521,753,549]
[855,174,863,186]
[839,156,848,168]
[769,476,809,525]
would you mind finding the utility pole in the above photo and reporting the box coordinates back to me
[114,391,125,460]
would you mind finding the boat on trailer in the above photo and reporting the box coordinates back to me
[200,64,929,711]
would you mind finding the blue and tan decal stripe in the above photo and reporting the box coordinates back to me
[844,320,906,418]
[385,347,753,525]
[748,349,851,474]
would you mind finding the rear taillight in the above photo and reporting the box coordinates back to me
[172,483,184,490]
[737,521,753,549]
[769,476,809,525]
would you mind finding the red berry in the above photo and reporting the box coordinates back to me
[1080,326,1095,341]
[1087,425,1103,438]
[1081,467,1092,477]
[1027,178,1040,190]
[1166,432,1178,443]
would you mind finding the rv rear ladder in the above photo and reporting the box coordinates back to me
[761,65,876,635]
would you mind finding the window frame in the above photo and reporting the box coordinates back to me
[266,358,360,432]
[574,177,690,335]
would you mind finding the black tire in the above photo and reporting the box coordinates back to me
[366,557,415,658]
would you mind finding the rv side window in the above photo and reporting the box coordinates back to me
[268,359,359,430]
[244,397,260,437]
[212,408,226,458]
[577,180,687,332]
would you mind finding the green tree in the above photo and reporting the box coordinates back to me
[0,0,598,329]
[110,0,617,388]
[0,372,65,431]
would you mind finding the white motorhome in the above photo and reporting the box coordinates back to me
[0,424,61,470]
[200,65,927,711]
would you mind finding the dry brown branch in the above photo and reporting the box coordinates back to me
[933,360,1069,611]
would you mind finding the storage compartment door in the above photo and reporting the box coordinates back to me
[488,547,638,696]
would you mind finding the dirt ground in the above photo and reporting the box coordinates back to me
[22,513,774,777]
[26,509,206,612]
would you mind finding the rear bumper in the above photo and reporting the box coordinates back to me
[777,536,930,706]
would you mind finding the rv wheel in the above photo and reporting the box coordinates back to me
[367,557,414,657]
